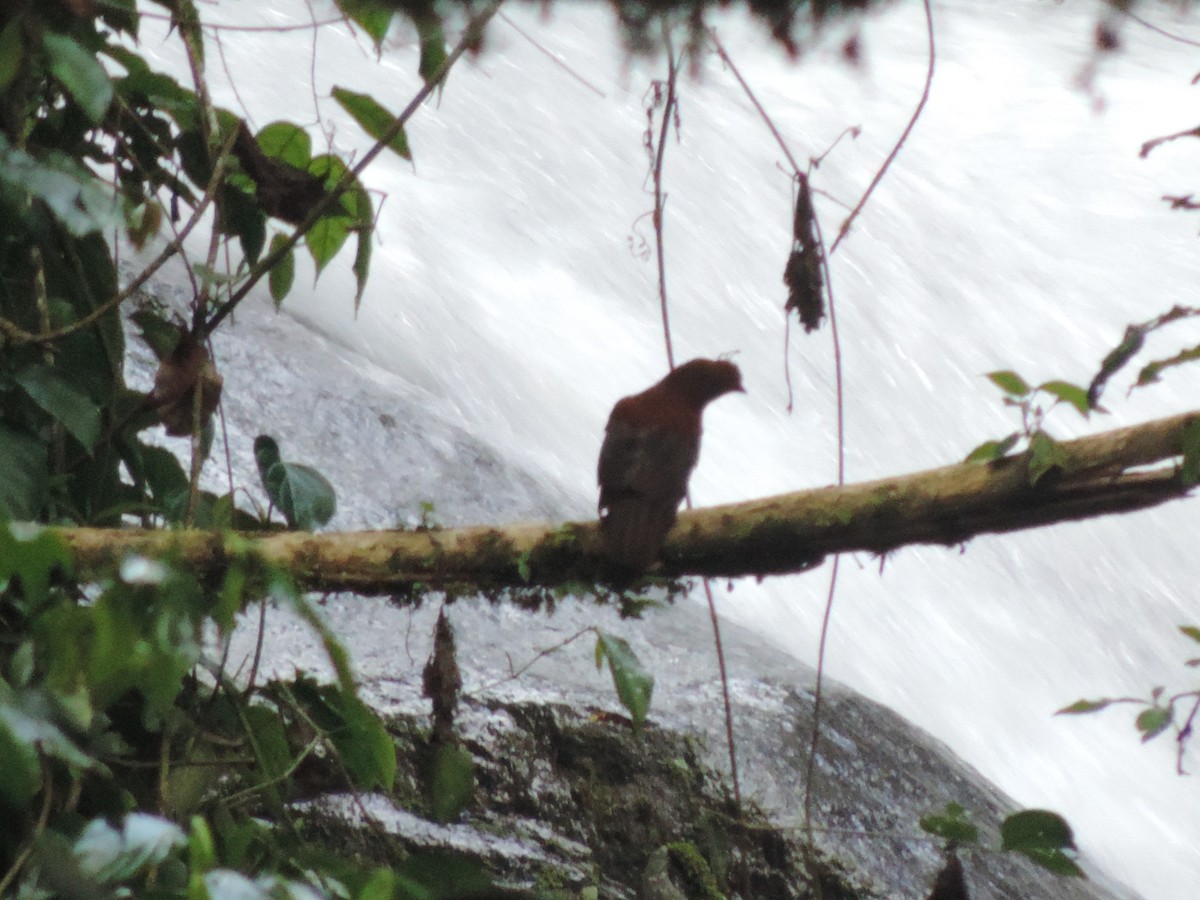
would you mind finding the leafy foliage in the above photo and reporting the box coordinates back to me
[919,802,1083,879]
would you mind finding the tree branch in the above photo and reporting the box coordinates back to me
[54,411,1200,596]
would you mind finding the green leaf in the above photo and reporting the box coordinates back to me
[1135,706,1172,742]
[337,0,394,48]
[14,364,102,453]
[0,426,49,521]
[1000,809,1083,877]
[1038,380,1091,417]
[0,19,23,92]
[219,184,266,264]
[0,524,72,612]
[918,802,979,845]
[411,12,448,88]
[243,704,292,785]
[1055,698,1112,715]
[1136,344,1200,389]
[0,702,42,808]
[188,816,216,874]
[986,370,1031,397]
[595,632,654,731]
[130,308,184,360]
[332,86,411,160]
[75,814,186,883]
[336,695,396,791]
[267,234,295,307]
[1027,430,1066,486]
[273,463,337,530]
[0,136,120,236]
[305,214,351,276]
[357,869,396,900]
[255,121,312,169]
[43,33,114,124]
[964,432,1020,464]
[1180,625,1200,644]
[1181,420,1200,488]
[430,743,475,823]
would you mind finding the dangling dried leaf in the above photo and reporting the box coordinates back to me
[927,851,969,900]
[232,121,331,225]
[149,327,223,436]
[422,607,461,747]
[784,173,825,333]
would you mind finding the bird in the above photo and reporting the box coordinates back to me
[598,358,744,572]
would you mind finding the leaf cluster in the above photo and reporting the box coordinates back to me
[919,802,1084,880]
[0,518,509,897]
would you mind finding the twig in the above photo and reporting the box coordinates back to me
[467,627,595,695]
[499,11,607,98]
[650,22,680,371]
[829,0,935,255]
[200,1,505,340]
[648,21,740,810]
[1124,10,1200,49]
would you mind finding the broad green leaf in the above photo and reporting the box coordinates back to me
[305,215,351,275]
[1027,430,1066,486]
[1039,380,1091,417]
[1181,420,1200,488]
[335,694,396,791]
[0,525,71,612]
[0,425,49,521]
[14,364,102,453]
[918,803,979,844]
[595,632,654,731]
[430,743,475,823]
[1136,706,1172,742]
[219,184,266,264]
[43,33,114,124]
[0,693,96,774]
[1000,809,1082,876]
[986,370,1030,397]
[964,432,1020,464]
[242,705,292,785]
[336,0,394,48]
[0,19,23,92]
[332,86,412,160]
[271,463,337,530]
[1055,698,1112,715]
[268,234,295,307]
[255,121,312,169]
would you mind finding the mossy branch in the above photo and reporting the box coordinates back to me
[54,410,1200,596]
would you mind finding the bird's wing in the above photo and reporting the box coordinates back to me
[597,415,699,512]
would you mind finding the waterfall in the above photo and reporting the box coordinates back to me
[138,1,1200,896]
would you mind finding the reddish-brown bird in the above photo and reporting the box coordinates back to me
[598,358,744,571]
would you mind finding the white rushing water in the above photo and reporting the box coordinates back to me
[138,1,1200,896]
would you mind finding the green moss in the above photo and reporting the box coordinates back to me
[665,841,723,899]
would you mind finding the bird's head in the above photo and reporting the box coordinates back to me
[664,358,745,407]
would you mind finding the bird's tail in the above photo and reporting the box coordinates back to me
[600,498,679,572]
